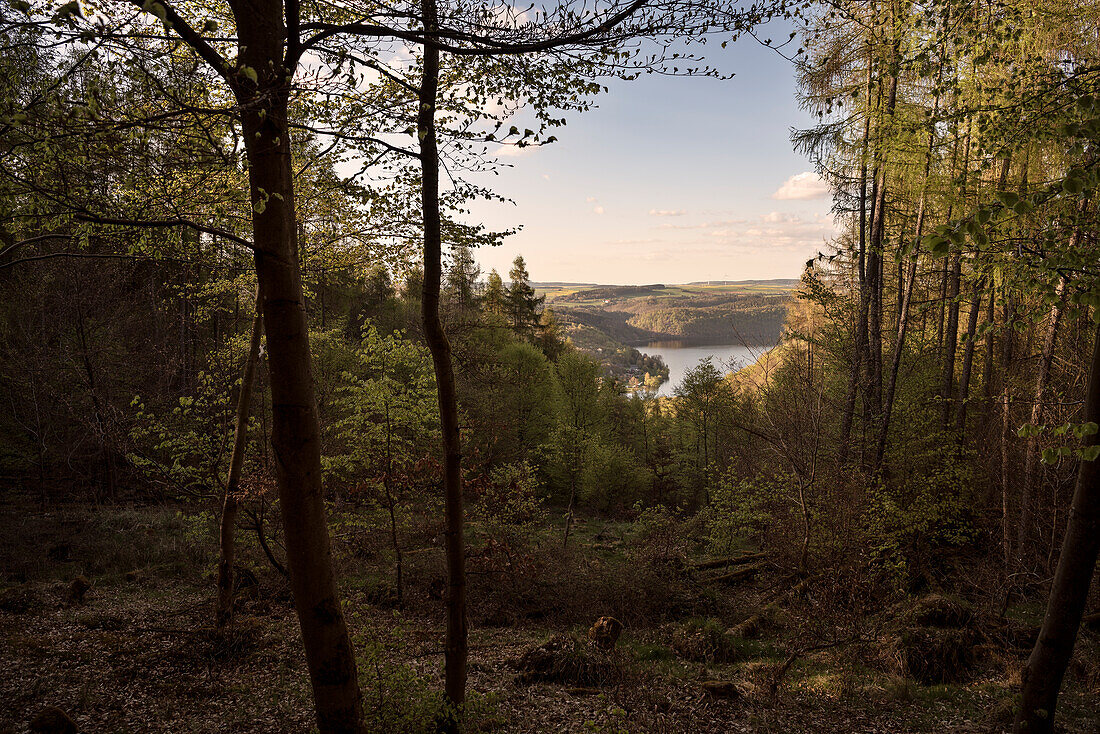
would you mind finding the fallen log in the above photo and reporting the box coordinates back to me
[692,552,767,571]
[702,563,765,585]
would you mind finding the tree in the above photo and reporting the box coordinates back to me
[505,255,544,336]
[675,358,729,506]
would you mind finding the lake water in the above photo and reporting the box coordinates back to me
[640,341,765,396]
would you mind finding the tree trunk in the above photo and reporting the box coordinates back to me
[940,125,971,426]
[1018,280,1067,561]
[865,72,897,430]
[1014,323,1100,734]
[418,3,468,716]
[838,48,874,465]
[954,282,984,433]
[875,89,938,468]
[216,290,264,628]
[234,5,364,729]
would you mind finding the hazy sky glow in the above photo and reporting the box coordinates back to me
[463,31,839,285]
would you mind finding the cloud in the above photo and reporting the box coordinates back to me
[772,172,830,200]
[648,209,686,217]
[495,143,536,158]
[657,218,746,230]
[593,206,605,215]
[586,196,598,203]
[762,211,799,223]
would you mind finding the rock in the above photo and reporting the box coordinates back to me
[889,626,977,684]
[232,567,257,598]
[672,618,742,663]
[510,635,619,687]
[901,594,973,629]
[29,707,77,734]
[700,680,742,699]
[67,577,90,606]
[728,615,762,640]
[588,616,623,650]
[885,594,980,684]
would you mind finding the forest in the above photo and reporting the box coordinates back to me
[1,0,1100,732]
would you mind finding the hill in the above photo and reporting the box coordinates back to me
[542,280,795,351]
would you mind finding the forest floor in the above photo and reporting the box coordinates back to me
[1,502,1098,733]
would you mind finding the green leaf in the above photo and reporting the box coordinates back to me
[1078,445,1100,462]
[141,0,166,21]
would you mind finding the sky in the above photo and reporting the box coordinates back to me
[462,30,840,286]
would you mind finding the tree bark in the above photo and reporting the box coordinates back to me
[418,1,469,717]
[216,290,264,628]
[1014,323,1100,734]
[1018,279,1067,561]
[874,88,938,468]
[233,4,364,729]
[954,282,984,433]
[838,47,874,465]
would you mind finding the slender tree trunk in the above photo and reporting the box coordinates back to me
[216,291,264,628]
[954,282,984,433]
[417,5,468,715]
[234,7,364,729]
[875,89,938,468]
[940,124,971,426]
[940,253,962,425]
[982,292,996,407]
[838,48,874,464]
[1018,279,1068,560]
[1014,323,1100,734]
[867,72,898,427]
[76,304,117,502]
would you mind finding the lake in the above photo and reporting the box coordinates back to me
[640,340,766,396]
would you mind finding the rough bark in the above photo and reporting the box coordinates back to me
[233,2,364,729]
[417,1,469,715]
[1014,323,1100,734]
[216,291,264,628]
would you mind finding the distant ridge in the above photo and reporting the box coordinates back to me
[684,279,800,286]
[535,279,798,288]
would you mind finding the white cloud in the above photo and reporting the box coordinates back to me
[772,172,830,200]
[648,209,686,217]
[586,196,598,203]
[593,206,605,215]
[495,143,536,158]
